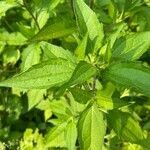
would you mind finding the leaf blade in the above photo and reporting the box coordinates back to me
[107,110,144,143]
[104,63,150,97]
[30,19,76,42]
[73,0,104,52]
[68,61,97,86]
[65,120,77,150]
[0,58,75,89]
[112,31,150,61]
[78,104,105,150]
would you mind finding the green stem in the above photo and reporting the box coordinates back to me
[23,0,40,31]
[89,0,94,9]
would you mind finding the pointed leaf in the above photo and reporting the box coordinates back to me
[40,41,76,63]
[27,89,46,110]
[104,63,150,97]
[96,82,128,110]
[73,0,104,52]
[112,31,150,61]
[70,87,94,104]
[0,32,27,45]
[78,104,106,150]
[30,19,76,42]
[21,43,41,71]
[0,58,75,89]
[55,61,97,97]
[45,122,67,148]
[107,110,144,143]
[68,61,97,86]
[65,120,77,150]
[75,33,88,60]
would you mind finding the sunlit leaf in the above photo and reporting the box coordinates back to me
[112,31,150,61]
[104,63,150,97]
[107,110,144,143]
[0,58,75,89]
[30,19,76,42]
[73,0,104,52]
[78,104,106,150]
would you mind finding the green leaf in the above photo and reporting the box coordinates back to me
[0,58,75,89]
[68,61,97,86]
[40,41,76,64]
[49,0,62,11]
[20,129,45,150]
[0,1,17,19]
[0,31,27,45]
[96,82,128,110]
[78,104,105,150]
[21,43,41,71]
[27,89,46,110]
[67,92,85,116]
[55,61,97,97]
[104,63,150,97]
[34,0,62,28]
[17,23,35,39]
[70,87,94,104]
[73,0,104,52]
[3,47,20,65]
[65,120,77,150]
[107,110,144,143]
[109,23,125,49]
[48,99,71,119]
[138,137,150,150]
[0,41,5,54]
[112,31,150,61]
[74,33,88,60]
[45,122,67,148]
[30,19,76,42]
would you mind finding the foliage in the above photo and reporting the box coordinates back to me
[0,0,150,150]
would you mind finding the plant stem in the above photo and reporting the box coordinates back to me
[92,76,96,91]
[89,0,94,9]
[4,20,14,32]
[23,0,40,31]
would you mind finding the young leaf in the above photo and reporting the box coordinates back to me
[109,23,125,49]
[30,19,76,42]
[21,43,41,71]
[40,41,76,64]
[78,104,105,150]
[96,82,128,110]
[49,0,62,11]
[74,33,88,60]
[65,120,77,150]
[65,92,85,116]
[112,31,150,61]
[68,61,97,86]
[70,87,94,104]
[27,89,46,110]
[54,61,97,97]
[73,0,104,52]
[0,58,75,89]
[45,122,67,148]
[0,32,27,45]
[107,110,144,143]
[103,63,150,97]
[3,47,20,65]
[48,99,71,119]
[36,0,62,28]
